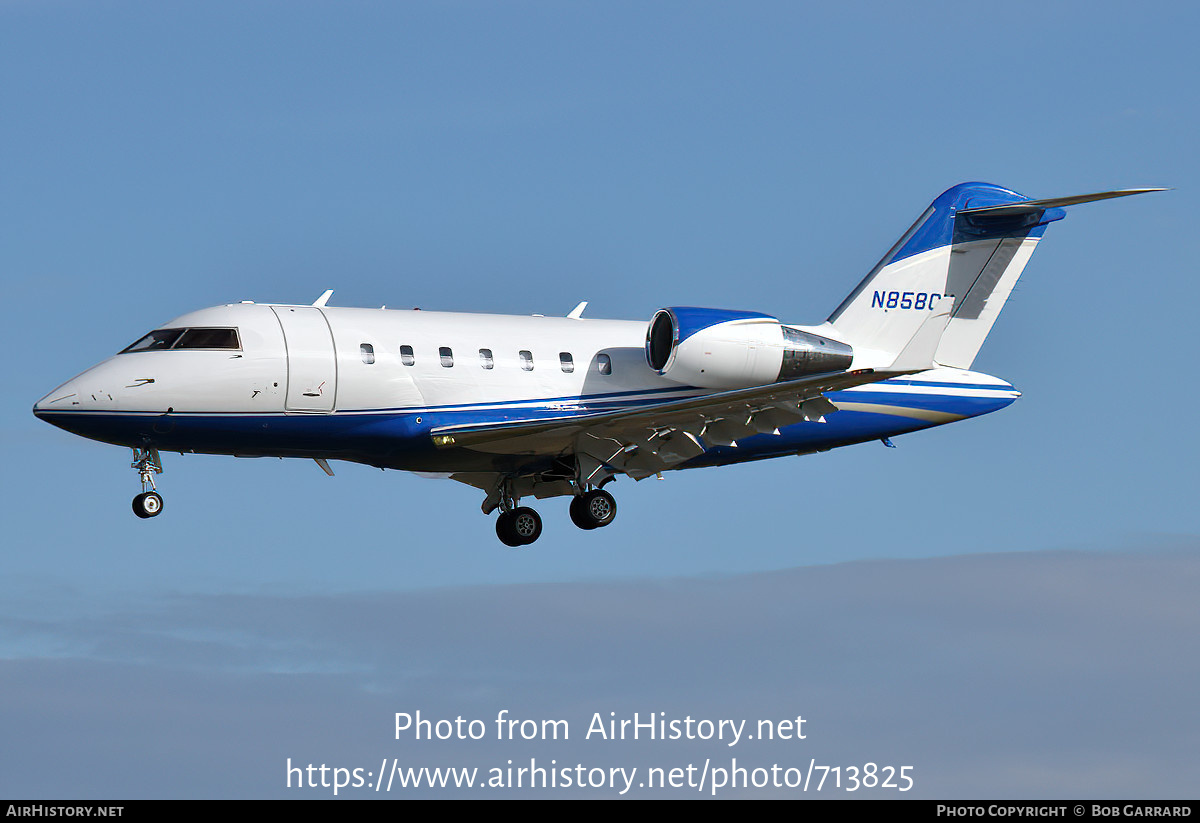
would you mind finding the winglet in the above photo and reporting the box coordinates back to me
[888,296,955,372]
[312,290,334,308]
[567,301,588,319]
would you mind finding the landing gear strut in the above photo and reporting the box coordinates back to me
[131,447,164,519]
[569,488,617,531]
[491,477,543,547]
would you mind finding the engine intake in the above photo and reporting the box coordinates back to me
[646,307,852,389]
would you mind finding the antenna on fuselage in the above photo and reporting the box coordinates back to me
[312,290,334,308]
[567,301,587,319]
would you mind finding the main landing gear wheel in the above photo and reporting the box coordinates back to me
[496,507,542,547]
[569,489,617,530]
[132,491,164,519]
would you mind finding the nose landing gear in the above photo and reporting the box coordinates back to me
[131,448,164,519]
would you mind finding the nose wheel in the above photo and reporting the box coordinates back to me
[133,491,164,518]
[130,447,164,519]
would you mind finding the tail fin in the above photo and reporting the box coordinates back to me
[826,183,1162,368]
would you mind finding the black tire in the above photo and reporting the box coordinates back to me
[132,491,164,519]
[510,506,542,544]
[569,495,598,530]
[579,489,617,529]
[496,508,542,546]
[496,512,523,547]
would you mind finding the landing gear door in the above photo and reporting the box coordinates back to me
[272,306,337,412]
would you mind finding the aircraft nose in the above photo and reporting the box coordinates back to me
[33,384,76,417]
[33,376,121,444]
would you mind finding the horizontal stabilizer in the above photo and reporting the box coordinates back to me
[958,188,1165,217]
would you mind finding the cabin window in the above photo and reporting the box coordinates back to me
[597,353,612,375]
[360,343,375,364]
[440,347,454,367]
[519,350,533,371]
[479,348,494,369]
[559,352,574,373]
[400,345,415,366]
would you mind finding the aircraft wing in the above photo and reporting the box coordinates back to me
[432,367,887,480]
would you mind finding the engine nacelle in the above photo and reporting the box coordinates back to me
[645,307,853,389]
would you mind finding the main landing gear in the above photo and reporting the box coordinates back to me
[496,507,542,547]
[491,480,618,547]
[131,447,164,519]
[569,489,617,531]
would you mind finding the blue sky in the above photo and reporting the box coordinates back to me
[2,0,1197,798]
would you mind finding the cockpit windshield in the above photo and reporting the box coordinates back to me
[121,327,240,353]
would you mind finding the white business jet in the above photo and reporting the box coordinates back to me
[33,183,1158,546]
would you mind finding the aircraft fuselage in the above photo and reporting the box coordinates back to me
[34,301,1017,478]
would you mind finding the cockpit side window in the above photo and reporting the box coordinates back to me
[121,329,184,353]
[174,328,240,349]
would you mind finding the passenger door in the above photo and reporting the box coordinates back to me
[272,306,337,412]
